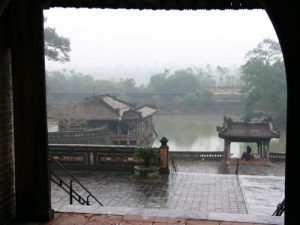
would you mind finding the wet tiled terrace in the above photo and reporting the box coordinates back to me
[50,160,285,225]
[53,172,247,214]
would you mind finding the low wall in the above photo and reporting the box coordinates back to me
[49,145,228,172]
[49,144,159,171]
[49,144,285,172]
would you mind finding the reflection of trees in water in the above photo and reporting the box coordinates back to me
[153,115,223,148]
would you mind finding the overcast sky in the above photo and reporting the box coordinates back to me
[44,8,278,84]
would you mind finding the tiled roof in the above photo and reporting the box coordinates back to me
[137,105,156,118]
[48,0,262,10]
[77,96,119,120]
[102,95,129,111]
[65,95,156,121]
[217,121,280,141]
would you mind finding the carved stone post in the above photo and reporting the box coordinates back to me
[159,137,169,173]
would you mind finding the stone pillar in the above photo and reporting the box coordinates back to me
[265,140,270,160]
[262,141,266,159]
[10,0,53,221]
[159,137,169,173]
[223,139,231,161]
[257,142,262,159]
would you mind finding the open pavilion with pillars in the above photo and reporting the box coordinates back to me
[217,117,280,161]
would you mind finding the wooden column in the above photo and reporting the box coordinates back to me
[10,0,53,221]
[0,12,15,224]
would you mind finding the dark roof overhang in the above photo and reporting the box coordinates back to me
[219,136,272,143]
[48,0,263,10]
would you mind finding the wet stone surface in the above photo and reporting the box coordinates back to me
[53,171,247,214]
[51,160,285,217]
[174,159,285,176]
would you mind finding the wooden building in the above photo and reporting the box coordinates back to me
[0,0,300,224]
[217,117,280,161]
[55,94,157,145]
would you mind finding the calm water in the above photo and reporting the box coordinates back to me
[152,115,286,158]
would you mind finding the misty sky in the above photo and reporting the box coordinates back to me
[44,8,278,84]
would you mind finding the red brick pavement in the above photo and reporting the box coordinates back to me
[35,212,275,225]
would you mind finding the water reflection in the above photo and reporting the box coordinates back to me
[152,115,285,157]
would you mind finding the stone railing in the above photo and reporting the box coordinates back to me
[49,144,159,171]
[49,144,227,172]
[170,151,224,161]
[269,152,286,162]
[48,128,109,144]
[110,127,154,145]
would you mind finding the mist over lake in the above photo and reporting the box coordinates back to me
[152,114,285,158]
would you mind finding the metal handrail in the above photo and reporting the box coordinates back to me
[272,199,285,216]
[50,169,89,205]
[49,155,103,206]
[235,160,239,175]
[170,157,178,173]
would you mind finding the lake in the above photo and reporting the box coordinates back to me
[152,114,286,158]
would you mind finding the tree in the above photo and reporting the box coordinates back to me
[44,17,71,63]
[194,67,216,88]
[182,89,214,105]
[147,68,206,93]
[147,70,169,92]
[240,39,287,128]
[119,78,137,92]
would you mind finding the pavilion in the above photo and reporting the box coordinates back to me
[217,117,280,161]
[52,94,157,145]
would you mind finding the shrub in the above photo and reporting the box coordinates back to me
[134,147,159,167]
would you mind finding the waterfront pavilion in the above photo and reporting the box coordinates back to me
[217,117,280,161]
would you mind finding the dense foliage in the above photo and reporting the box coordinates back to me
[46,65,244,109]
[240,39,287,128]
[45,25,287,130]
[134,147,159,167]
[46,70,138,93]
[44,17,71,63]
